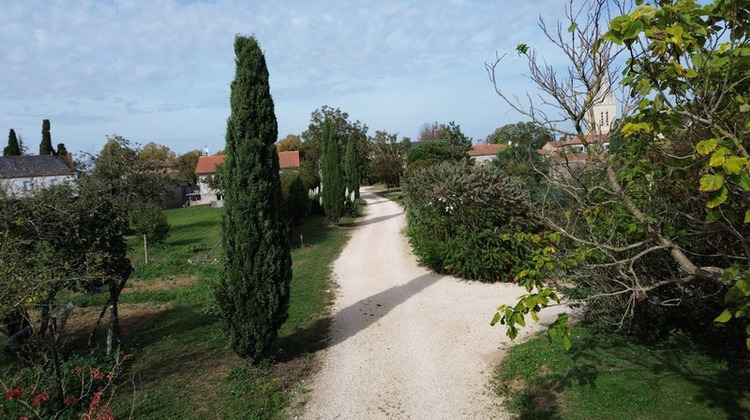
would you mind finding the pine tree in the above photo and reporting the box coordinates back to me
[40,119,55,156]
[321,120,345,222]
[216,35,292,361]
[344,133,360,200]
[3,129,21,156]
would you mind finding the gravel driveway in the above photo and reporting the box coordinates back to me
[301,187,565,419]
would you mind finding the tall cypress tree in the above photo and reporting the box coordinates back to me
[217,35,292,361]
[4,129,21,156]
[344,133,360,200]
[40,119,55,156]
[321,120,345,222]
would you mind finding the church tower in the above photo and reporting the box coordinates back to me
[588,54,617,135]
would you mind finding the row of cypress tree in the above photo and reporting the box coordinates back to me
[3,121,68,157]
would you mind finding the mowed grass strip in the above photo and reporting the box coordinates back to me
[107,206,349,419]
[494,325,750,420]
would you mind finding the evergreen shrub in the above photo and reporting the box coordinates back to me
[402,160,545,282]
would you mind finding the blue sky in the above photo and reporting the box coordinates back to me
[1,0,574,156]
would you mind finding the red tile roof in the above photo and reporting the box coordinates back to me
[278,150,300,168]
[468,143,505,156]
[542,134,608,150]
[194,150,301,174]
[195,155,225,175]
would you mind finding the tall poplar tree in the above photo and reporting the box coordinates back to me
[4,129,21,156]
[344,133,360,199]
[217,35,292,361]
[40,119,55,156]
[321,120,345,222]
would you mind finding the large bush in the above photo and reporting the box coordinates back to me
[406,141,465,166]
[280,171,311,225]
[402,160,549,282]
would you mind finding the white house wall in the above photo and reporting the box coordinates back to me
[0,175,75,198]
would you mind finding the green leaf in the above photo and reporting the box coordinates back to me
[568,23,578,33]
[622,122,651,136]
[622,20,644,40]
[490,312,501,326]
[723,156,746,175]
[516,313,526,327]
[740,104,750,113]
[737,171,750,191]
[699,173,724,192]
[709,150,726,167]
[707,186,728,208]
[562,336,572,351]
[706,211,722,224]
[745,210,750,224]
[715,309,732,323]
[696,139,718,155]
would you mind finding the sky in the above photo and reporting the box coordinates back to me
[1,0,581,156]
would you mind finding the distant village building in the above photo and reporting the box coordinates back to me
[468,143,505,164]
[541,58,617,170]
[189,150,301,206]
[0,155,75,197]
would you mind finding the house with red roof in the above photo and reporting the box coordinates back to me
[189,150,300,206]
[468,143,505,164]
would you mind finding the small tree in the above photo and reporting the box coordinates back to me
[4,129,21,156]
[175,150,202,184]
[56,143,68,160]
[321,120,345,222]
[217,35,292,361]
[486,122,553,150]
[40,119,55,156]
[130,203,170,263]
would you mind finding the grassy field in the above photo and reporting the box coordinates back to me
[70,205,349,419]
[494,325,750,420]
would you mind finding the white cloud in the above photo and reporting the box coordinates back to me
[0,0,582,154]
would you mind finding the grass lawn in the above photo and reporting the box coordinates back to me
[494,325,750,420]
[1,205,351,419]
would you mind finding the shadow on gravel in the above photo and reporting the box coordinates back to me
[276,272,443,358]
[347,213,402,227]
[330,272,443,346]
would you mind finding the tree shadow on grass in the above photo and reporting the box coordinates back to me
[117,305,225,386]
[632,348,750,420]
[169,219,221,234]
[509,329,750,420]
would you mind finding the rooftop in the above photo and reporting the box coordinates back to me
[0,155,75,179]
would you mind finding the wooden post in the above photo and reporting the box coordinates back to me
[143,234,148,264]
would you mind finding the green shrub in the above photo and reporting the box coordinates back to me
[280,171,311,225]
[402,160,546,282]
[130,203,170,245]
[406,141,465,165]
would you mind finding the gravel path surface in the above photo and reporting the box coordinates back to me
[301,187,565,420]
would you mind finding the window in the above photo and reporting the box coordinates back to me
[605,111,609,125]
[23,180,32,192]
